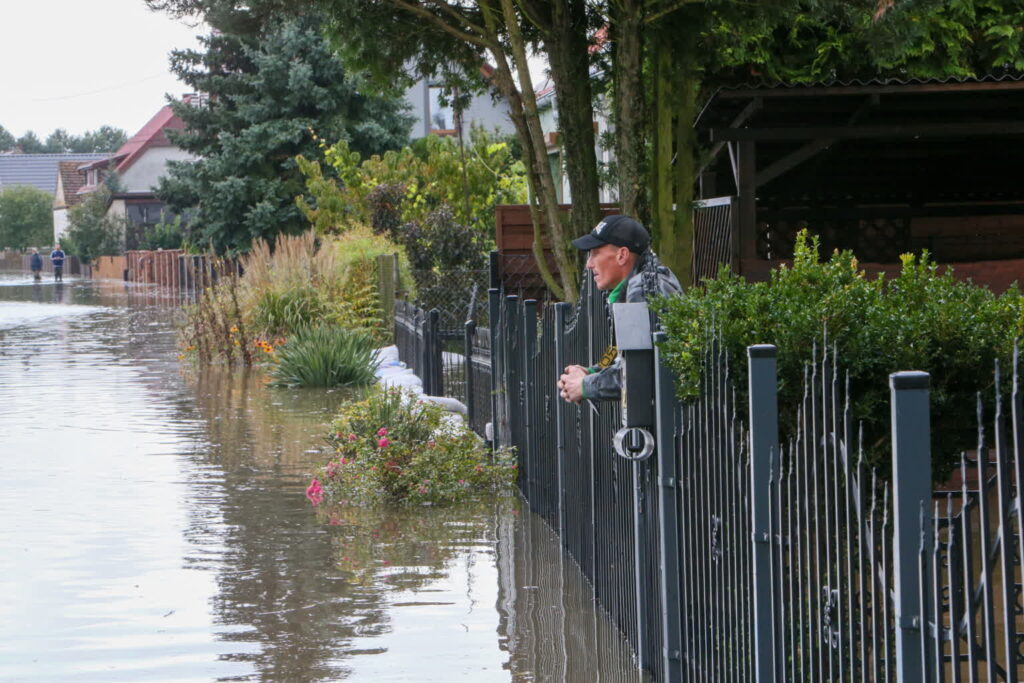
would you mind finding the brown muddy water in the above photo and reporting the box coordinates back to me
[0,274,642,682]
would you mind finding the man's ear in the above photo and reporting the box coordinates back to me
[616,246,631,264]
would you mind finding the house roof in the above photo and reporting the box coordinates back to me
[56,161,89,208]
[0,153,111,195]
[79,104,185,174]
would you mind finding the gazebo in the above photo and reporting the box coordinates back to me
[693,75,1024,291]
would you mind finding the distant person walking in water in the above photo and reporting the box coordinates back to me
[50,245,66,282]
[30,249,42,281]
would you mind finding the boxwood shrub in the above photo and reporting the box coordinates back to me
[658,231,1024,480]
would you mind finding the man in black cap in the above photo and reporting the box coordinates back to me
[558,214,682,403]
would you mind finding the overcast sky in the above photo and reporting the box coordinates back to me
[1,1,206,139]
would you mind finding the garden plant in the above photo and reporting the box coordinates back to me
[658,230,1024,480]
[307,387,516,507]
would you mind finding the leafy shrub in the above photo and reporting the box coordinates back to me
[312,387,516,505]
[271,325,379,388]
[137,216,185,251]
[658,231,1024,480]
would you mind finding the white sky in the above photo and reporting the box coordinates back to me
[0,1,206,139]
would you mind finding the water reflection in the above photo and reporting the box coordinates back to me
[0,273,642,681]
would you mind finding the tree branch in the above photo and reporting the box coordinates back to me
[643,0,702,24]
[421,0,489,38]
[387,0,495,49]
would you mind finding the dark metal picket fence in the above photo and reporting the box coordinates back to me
[394,267,1024,681]
[394,292,493,437]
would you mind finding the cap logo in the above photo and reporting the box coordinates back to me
[594,221,607,235]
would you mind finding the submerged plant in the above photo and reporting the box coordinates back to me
[314,387,516,506]
[271,325,379,388]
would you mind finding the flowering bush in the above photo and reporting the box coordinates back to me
[308,387,516,506]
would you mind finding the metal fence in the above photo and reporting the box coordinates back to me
[394,291,493,437]
[393,260,1024,681]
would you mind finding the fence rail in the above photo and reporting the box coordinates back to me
[394,258,1024,682]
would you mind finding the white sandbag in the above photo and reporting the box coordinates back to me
[420,395,468,415]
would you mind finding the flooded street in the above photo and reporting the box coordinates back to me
[0,273,641,682]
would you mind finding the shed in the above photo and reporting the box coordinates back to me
[693,75,1024,291]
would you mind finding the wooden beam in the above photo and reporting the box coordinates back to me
[716,80,1024,99]
[737,140,757,260]
[754,95,879,187]
[711,121,1024,142]
[697,97,762,176]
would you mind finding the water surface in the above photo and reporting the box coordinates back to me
[0,273,641,681]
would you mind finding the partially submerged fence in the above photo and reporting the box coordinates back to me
[394,286,493,438]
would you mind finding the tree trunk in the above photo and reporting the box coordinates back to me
[545,0,600,240]
[651,42,673,252]
[497,0,578,299]
[610,0,645,220]
[671,67,698,289]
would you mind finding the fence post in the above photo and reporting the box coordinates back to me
[748,344,778,683]
[890,371,932,682]
[427,308,442,395]
[522,300,538,500]
[654,331,682,681]
[488,288,501,448]
[554,302,571,536]
[377,253,396,331]
[464,317,476,431]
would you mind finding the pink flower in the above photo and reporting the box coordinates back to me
[378,437,391,448]
[348,433,357,442]
[377,427,389,437]
[305,478,324,506]
[417,486,428,495]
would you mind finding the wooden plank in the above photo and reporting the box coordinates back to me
[711,121,1024,142]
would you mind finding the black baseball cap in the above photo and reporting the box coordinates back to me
[571,214,650,254]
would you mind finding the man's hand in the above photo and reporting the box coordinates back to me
[558,365,587,403]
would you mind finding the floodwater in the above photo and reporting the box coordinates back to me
[0,273,642,682]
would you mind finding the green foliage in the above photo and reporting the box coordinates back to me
[315,387,516,505]
[63,187,125,263]
[42,126,128,153]
[0,125,14,152]
[137,216,185,251]
[658,231,1024,480]
[0,185,53,249]
[271,325,379,388]
[179,229,408,365]
[298,127,526,237]
[157,12,412,255]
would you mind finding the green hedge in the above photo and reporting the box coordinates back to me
[658,231,1024,480]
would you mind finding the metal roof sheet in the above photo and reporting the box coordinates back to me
[0,153,111,194]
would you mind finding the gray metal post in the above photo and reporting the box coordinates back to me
[554,302,571,537]
[748,344,778,683]
[522,300,538,497]
[488,288,501,448]
[654,331,682,681]
[464,318,476,430]
[890,371,932,682]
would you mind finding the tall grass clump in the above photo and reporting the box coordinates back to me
[271,325,379,388]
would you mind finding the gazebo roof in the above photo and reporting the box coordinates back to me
[695,74,1024,206]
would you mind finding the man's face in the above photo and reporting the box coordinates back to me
[586,243,630,290]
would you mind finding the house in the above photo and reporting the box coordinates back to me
[404,64,516,139]
[56,97,197,244]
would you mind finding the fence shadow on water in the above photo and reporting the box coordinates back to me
[394,264,1024,681]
